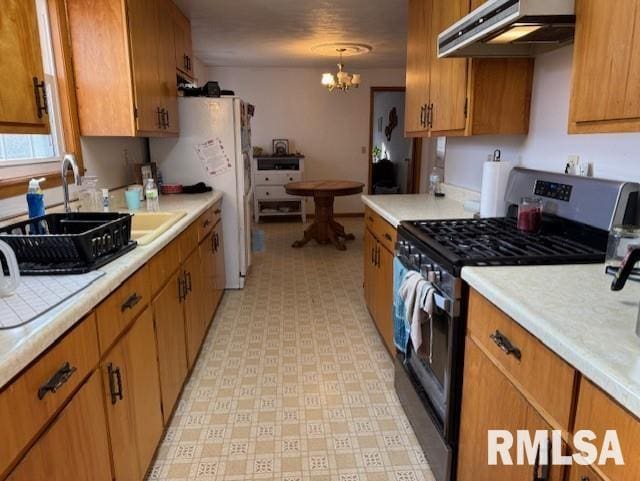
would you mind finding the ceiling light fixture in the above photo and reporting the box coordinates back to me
[321,48,361,92]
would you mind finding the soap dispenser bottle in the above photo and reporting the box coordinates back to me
[27,178,46,219]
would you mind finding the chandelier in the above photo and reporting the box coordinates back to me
[321,48,361,92]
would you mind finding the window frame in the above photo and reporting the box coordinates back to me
[0,0,83,199]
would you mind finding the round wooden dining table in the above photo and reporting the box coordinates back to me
[285,180,365,250]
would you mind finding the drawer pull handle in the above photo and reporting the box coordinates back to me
[490,330,521,360]
[368,216,374,222]
[580,477,590,481]
[107,363,123,405]
[38,362,76,400]
[121,293,142,312]
[265,177,269,181]
[214,209,221,214]
[203,219,211,228]
[384,233,392,242]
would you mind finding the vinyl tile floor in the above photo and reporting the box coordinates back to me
[147,219,436,481]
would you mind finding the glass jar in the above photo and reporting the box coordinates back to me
[78,176,100,212]
[517,197,543,233]
[606,225,640,268]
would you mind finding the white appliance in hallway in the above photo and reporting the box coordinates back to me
[150,97,253,289]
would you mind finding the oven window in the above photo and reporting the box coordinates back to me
[417,306,449,389]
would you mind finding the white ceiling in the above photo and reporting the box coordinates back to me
[174,0,408,68]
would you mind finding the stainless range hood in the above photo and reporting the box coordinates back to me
[438,0,575,58]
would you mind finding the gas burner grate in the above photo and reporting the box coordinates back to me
[403,217,607,269]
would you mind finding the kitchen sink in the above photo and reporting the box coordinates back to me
[130,211,187,245]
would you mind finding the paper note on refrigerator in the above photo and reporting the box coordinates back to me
[195,137,232,176]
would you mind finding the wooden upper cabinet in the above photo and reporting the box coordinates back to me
[0,0,50,134]
[404,0,534,137]
[428,0,469,135]
[569,0,640,133]
[158,0,180,133]
[405,0,431,136]
[7,371,112,481]
[67,0,179,136]
[172,4,194,78]
[127,0,162,134]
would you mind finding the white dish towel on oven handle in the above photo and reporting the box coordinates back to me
[399,271,436,357]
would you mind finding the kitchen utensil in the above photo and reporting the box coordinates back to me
[517,197,543,233]
[0,240,20,297]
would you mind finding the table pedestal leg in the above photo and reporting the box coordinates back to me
[292,195,355,250]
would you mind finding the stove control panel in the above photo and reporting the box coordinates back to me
[534,180,573,202]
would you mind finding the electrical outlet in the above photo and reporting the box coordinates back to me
[361,146,367,154]
[565,154,580,175]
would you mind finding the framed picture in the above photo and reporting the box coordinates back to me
[272,139,289,156]
[133,162,158,185]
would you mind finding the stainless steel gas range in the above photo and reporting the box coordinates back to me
[393,168,639,481]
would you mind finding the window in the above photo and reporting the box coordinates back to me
[0,0,64,168]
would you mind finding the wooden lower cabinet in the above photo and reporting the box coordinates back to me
[184,248,206,369]
[7,371,112,481]
[457,338,564,481]
[153,269,188,423]
[101,308,163,481]
[363,227,394,354]
[567,463,604,481]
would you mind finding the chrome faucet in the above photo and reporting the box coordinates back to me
[61,154,82,213]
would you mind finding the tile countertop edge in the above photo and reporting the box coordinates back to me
[0,191,223,389]
[462,266,640,420]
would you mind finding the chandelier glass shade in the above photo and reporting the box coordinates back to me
[321,49,361,92]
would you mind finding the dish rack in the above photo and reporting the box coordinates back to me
[0,213,136,275]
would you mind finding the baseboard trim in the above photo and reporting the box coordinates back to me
[307,212,364,219]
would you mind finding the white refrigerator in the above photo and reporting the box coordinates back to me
[150,97,253,289]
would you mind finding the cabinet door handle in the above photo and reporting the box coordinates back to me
[490,330,522,360]
[38,362,76,400]
[427,103,434,128]
[375,244,380,267]
[214,208,221,215]
[367,215,374,222]
[532,437,551,481]
[32,77,48,119]
[107,363,123,405]
[203,219,211,228]
[121,293,142,312]
[420,104,426,128]
[156,107,163,129]
[178,275,186,302]
[185,271,192,293]
[384,233,392,242]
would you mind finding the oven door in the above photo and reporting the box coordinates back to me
[405,288,453,427]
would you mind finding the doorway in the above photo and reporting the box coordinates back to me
[368,87,422,195]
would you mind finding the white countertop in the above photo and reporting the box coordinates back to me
[0,191,222,388]
[361,193,474,227]
[462,264,640,419]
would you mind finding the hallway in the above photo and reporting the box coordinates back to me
[148,219,435,481]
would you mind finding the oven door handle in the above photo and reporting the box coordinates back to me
[433,291,450,312]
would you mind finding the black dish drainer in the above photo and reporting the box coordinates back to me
[0,212,137,275]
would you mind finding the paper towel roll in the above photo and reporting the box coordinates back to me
[480,161,515,218]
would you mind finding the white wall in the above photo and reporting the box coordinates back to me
[208,66,405,213]
[444,46,640,192]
